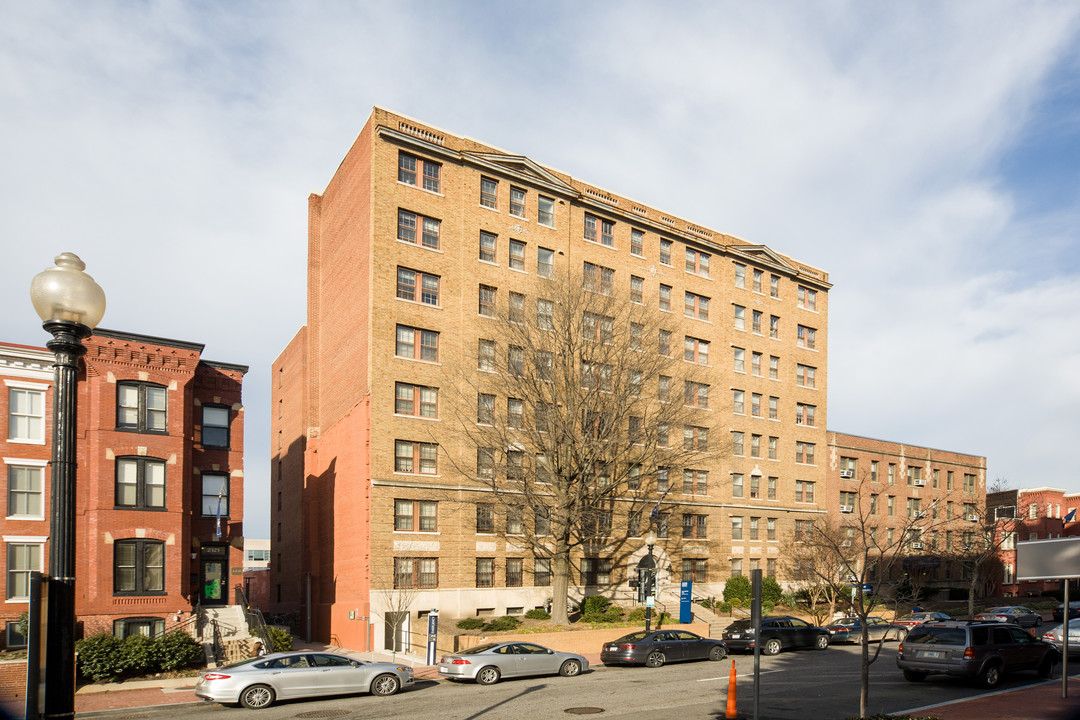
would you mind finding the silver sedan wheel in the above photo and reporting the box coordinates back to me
[476,666,501,685]
[559,659,582,677]
[240,684,275,709]
[370,673,400,696]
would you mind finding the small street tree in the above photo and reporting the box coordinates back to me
[445,268,714,625]
[943,478,1018,619]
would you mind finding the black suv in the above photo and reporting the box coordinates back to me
[896,621,1058,688]
[722,616,830,655]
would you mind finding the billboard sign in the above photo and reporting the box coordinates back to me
[1016,537,1080,580]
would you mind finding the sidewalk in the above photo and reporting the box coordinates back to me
[899,675,1080,720]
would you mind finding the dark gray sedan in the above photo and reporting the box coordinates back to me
[974,606,1043,627]
[437,642,588,685]
[195,651,413,709]
[600,630,727,667]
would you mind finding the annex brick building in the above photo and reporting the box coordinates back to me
[0,330,246,647]
[986,487,1080,596]
[826,431,987,598]
[273,108,837,650]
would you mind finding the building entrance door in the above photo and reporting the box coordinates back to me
[200,545,228,605]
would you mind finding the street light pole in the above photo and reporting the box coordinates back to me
[644,531,657,632]
[30,253,105,720]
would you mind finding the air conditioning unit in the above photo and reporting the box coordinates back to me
[911,542,925,550]
[915,511,927,519]
[839,470,854,478]
[840,540,852,547]
[967,514,980,522]
[840,505,854,513]
[913,479,926,486]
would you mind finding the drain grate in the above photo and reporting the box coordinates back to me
[564,708,605,715]
[114,715,152,720]
[296,710,351,718]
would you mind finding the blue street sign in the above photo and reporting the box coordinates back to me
[680,580,693,624]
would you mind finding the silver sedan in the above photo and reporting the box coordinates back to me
[195,651,414,709]
[437,641,588,685]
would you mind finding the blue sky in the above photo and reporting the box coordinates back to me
[3,1,1080,536]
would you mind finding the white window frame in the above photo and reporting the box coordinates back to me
[5,459,47,520]
[5,536,45,601]
[6,381,48,445]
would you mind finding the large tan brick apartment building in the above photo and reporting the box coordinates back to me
[271,108,985,651]
[0,331,246,647]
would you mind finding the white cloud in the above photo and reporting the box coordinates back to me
[3,1,1080,534]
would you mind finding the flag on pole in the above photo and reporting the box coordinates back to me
[215,485,226,540]
[1065,508,1077,523]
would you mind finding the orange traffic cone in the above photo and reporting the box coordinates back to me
[725,659,737,719]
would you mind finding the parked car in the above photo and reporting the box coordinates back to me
[437,641,588,684]
[896,621,1058,688]
[722,616,830,655]
[1042,618,1080,656]
[890,611,951,638]
[1052,601,1080,622]
[825,616,894,644]
[974,606,1043,627]
[600,629,727,667]
[195,651,414,709]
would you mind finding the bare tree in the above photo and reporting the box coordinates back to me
[942,478,1018,619]
[374,585,422,653]
[444,268,714,624]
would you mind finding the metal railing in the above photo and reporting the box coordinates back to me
[235,583,274,651]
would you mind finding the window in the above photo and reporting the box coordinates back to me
[476,504,494,533]
[731,516,743,540]
[395,383,438,418]
[506,557,524,586]
[584,213,614,246]
[682,514,707,538]
[795,364,815,388]
[732,389,745,415]
[476,448,494,478]
[479,284,497,316]
[510,187,526,217]
[398,151,440,192]
[795,480,815,503]
[657,375,670,401]
[630,275,643,303]
[684,292,709,320]
[200,472,228,518]
[396,325,439,362]
[795,441,815,464]
[734,305,745,330]
[750,517,760,540]
[538,195,555,227]
[734,263,746,288]
[659,239,672,265]
[794,520,808,541]
[768,437,778,460]
[767,518,777,540]
[479,231,497,262]
[798,285,817,311]
[394,499,437,531]
[583,313,614,344]
[506,509,523,535]
[684,381,709,408]
[750,434,761,457]
[684,337,709,364]
[751,352,762,376]
[7,541,42,600]
[509,240,526,271]
[732,431,744,456]
[733,347,745,373]
[657,468,669,493]
[114,539,164,594]
[7,463,44,518]
[8,386,45,442]
[749,474,760,498]
[683,426,708,451]
[964,473,976,493]
[395,557,437,588]
[478,176,499,208]
[536,299,554,330]
[686,248,710,277]
[396,267,439,305]
[770,275,780,298]
[797,325,816,349]
[659,284,671,311]
[795,403,815,426]
[752,310,762,334]
[394,440,437,474]
[769,315,779,339]
[507,398,524,427]
[583,262,614,294]
[658,330,671,356]
[751,393,762,417]
[113,617,165,639]
[116,457,166,509]
[202,405,230,448]
[870,461,879,482]
[534,557,551,585]
[535,249,555,281]
[753,269,763,293]
[890,464,898,484]
[769,356,779,380]
[580,558,611,585]
[631,228,644,256]
[768,396,778,420]
[117,382,167,433]
[478,339,495,371]
[509,293,525,323]
[397,209,440,249]
[477,394,495,424]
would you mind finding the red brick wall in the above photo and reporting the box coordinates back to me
[0,660,27,704]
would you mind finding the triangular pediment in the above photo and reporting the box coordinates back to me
[733,245,797,273]
[464,152,576,195]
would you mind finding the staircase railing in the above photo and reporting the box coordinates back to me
[235,583,274,651]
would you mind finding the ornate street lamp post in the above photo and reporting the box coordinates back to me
[30,253,106,720]
[644,531,657,632]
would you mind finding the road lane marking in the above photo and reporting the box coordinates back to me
[697,669,785,682]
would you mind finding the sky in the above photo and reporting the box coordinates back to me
[2,1,1080,537]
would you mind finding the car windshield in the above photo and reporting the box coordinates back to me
[727,620,751,630]
[833,619,858,627]
[614,632,651,642]
[459,643,501,655]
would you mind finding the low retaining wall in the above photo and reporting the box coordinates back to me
[452,622,711,654]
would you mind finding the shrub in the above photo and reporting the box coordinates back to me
[761,577,783,606]
[524,608,550,620]
[580,594,612,621]
[627,607,646,622]
[156,630,204,670]
[120,634,158,674]
[717,602,733,614]
[723,575,752,606]
[456,618,485,630]
[76,633,125,682]
[596,606,624,623]
[482,616,522,632]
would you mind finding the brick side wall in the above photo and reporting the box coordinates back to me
[0,660,27,704]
